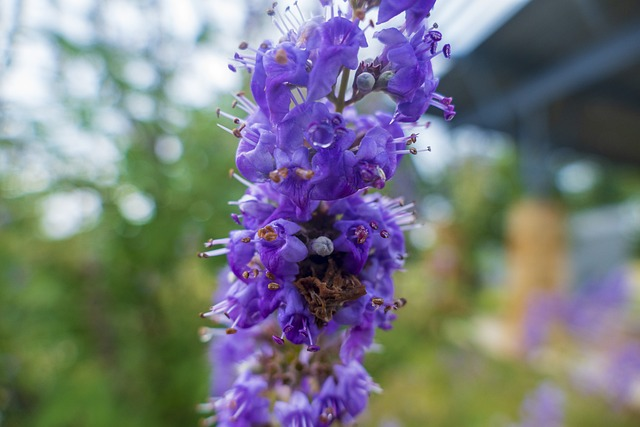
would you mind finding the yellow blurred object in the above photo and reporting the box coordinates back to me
[503,198,569,356]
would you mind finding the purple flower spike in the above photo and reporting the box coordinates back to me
[201,1,453,424]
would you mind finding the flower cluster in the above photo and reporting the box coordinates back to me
[198,1,453,425]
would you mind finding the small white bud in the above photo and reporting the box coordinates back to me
[356,72,375,92]
[310,236,334,257]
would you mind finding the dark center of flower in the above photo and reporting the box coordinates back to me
[293,209,367,326]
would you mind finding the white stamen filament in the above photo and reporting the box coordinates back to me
[199,248,230,258]
[205,237,230,248]
[229,171,254,188]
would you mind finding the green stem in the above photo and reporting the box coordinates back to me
[334,68,351,113]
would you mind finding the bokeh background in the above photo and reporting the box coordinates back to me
[1,0,639,426]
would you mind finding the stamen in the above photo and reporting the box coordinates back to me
[257,225,278,242]
[229,170,254,188]
[268,282,280,290]
[283,6,299,29]
[198,248,230,258]
[371,297,384,307]
[354,224,369,244]
[216,108,244,124]
[272,334,285,345]
[198,326,229,342]
[380,230,390,238]
[216,123,236,136]
[393,147,430,155]
[304,318,320,352]
[295,168,314,180]
[205,237,230,248]
[294,1,304,22]
[389,201,415,214]
[232,92,258,114]
[269,167,289,183]
[443,44,451,58]
[225,316,240,334]
[232,124,246,138]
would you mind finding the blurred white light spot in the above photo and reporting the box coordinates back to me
[40,189,102,240]
[160,0,201,42]
[122,58,157,90]
[64,57,103,99]
[205,1,247,37]
[165,49,241,108]
[155,135,183,164]
[54,2,95,45]
[556,161,599,194]
[102,1,151,50]
[117,187,156,225]
[1,37,56,106]
[124,92,156,121]
[93,107,132,137]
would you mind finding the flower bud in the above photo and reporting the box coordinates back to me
[310,236,334,257]
[374,70,394,90]
[356,72,375,92]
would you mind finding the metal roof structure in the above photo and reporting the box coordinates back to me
[437,0,640,170]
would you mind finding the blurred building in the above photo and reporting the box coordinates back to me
[436,0,640,353]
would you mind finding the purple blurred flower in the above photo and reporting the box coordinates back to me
[511,382,565,427]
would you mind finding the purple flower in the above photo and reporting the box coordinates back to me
[235,122,276,183]
[511,383,565,427]
[374,25,454,122]
[307,17,368,101]
[263,42,310,123]
[334,361,380,418]
[377,0,437,34]
[271,146,316,218]
[606,342,640,406]
[277,287,320,348]
[256,218,308,276]
[213,372,271,426]
[274,391,315,426]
